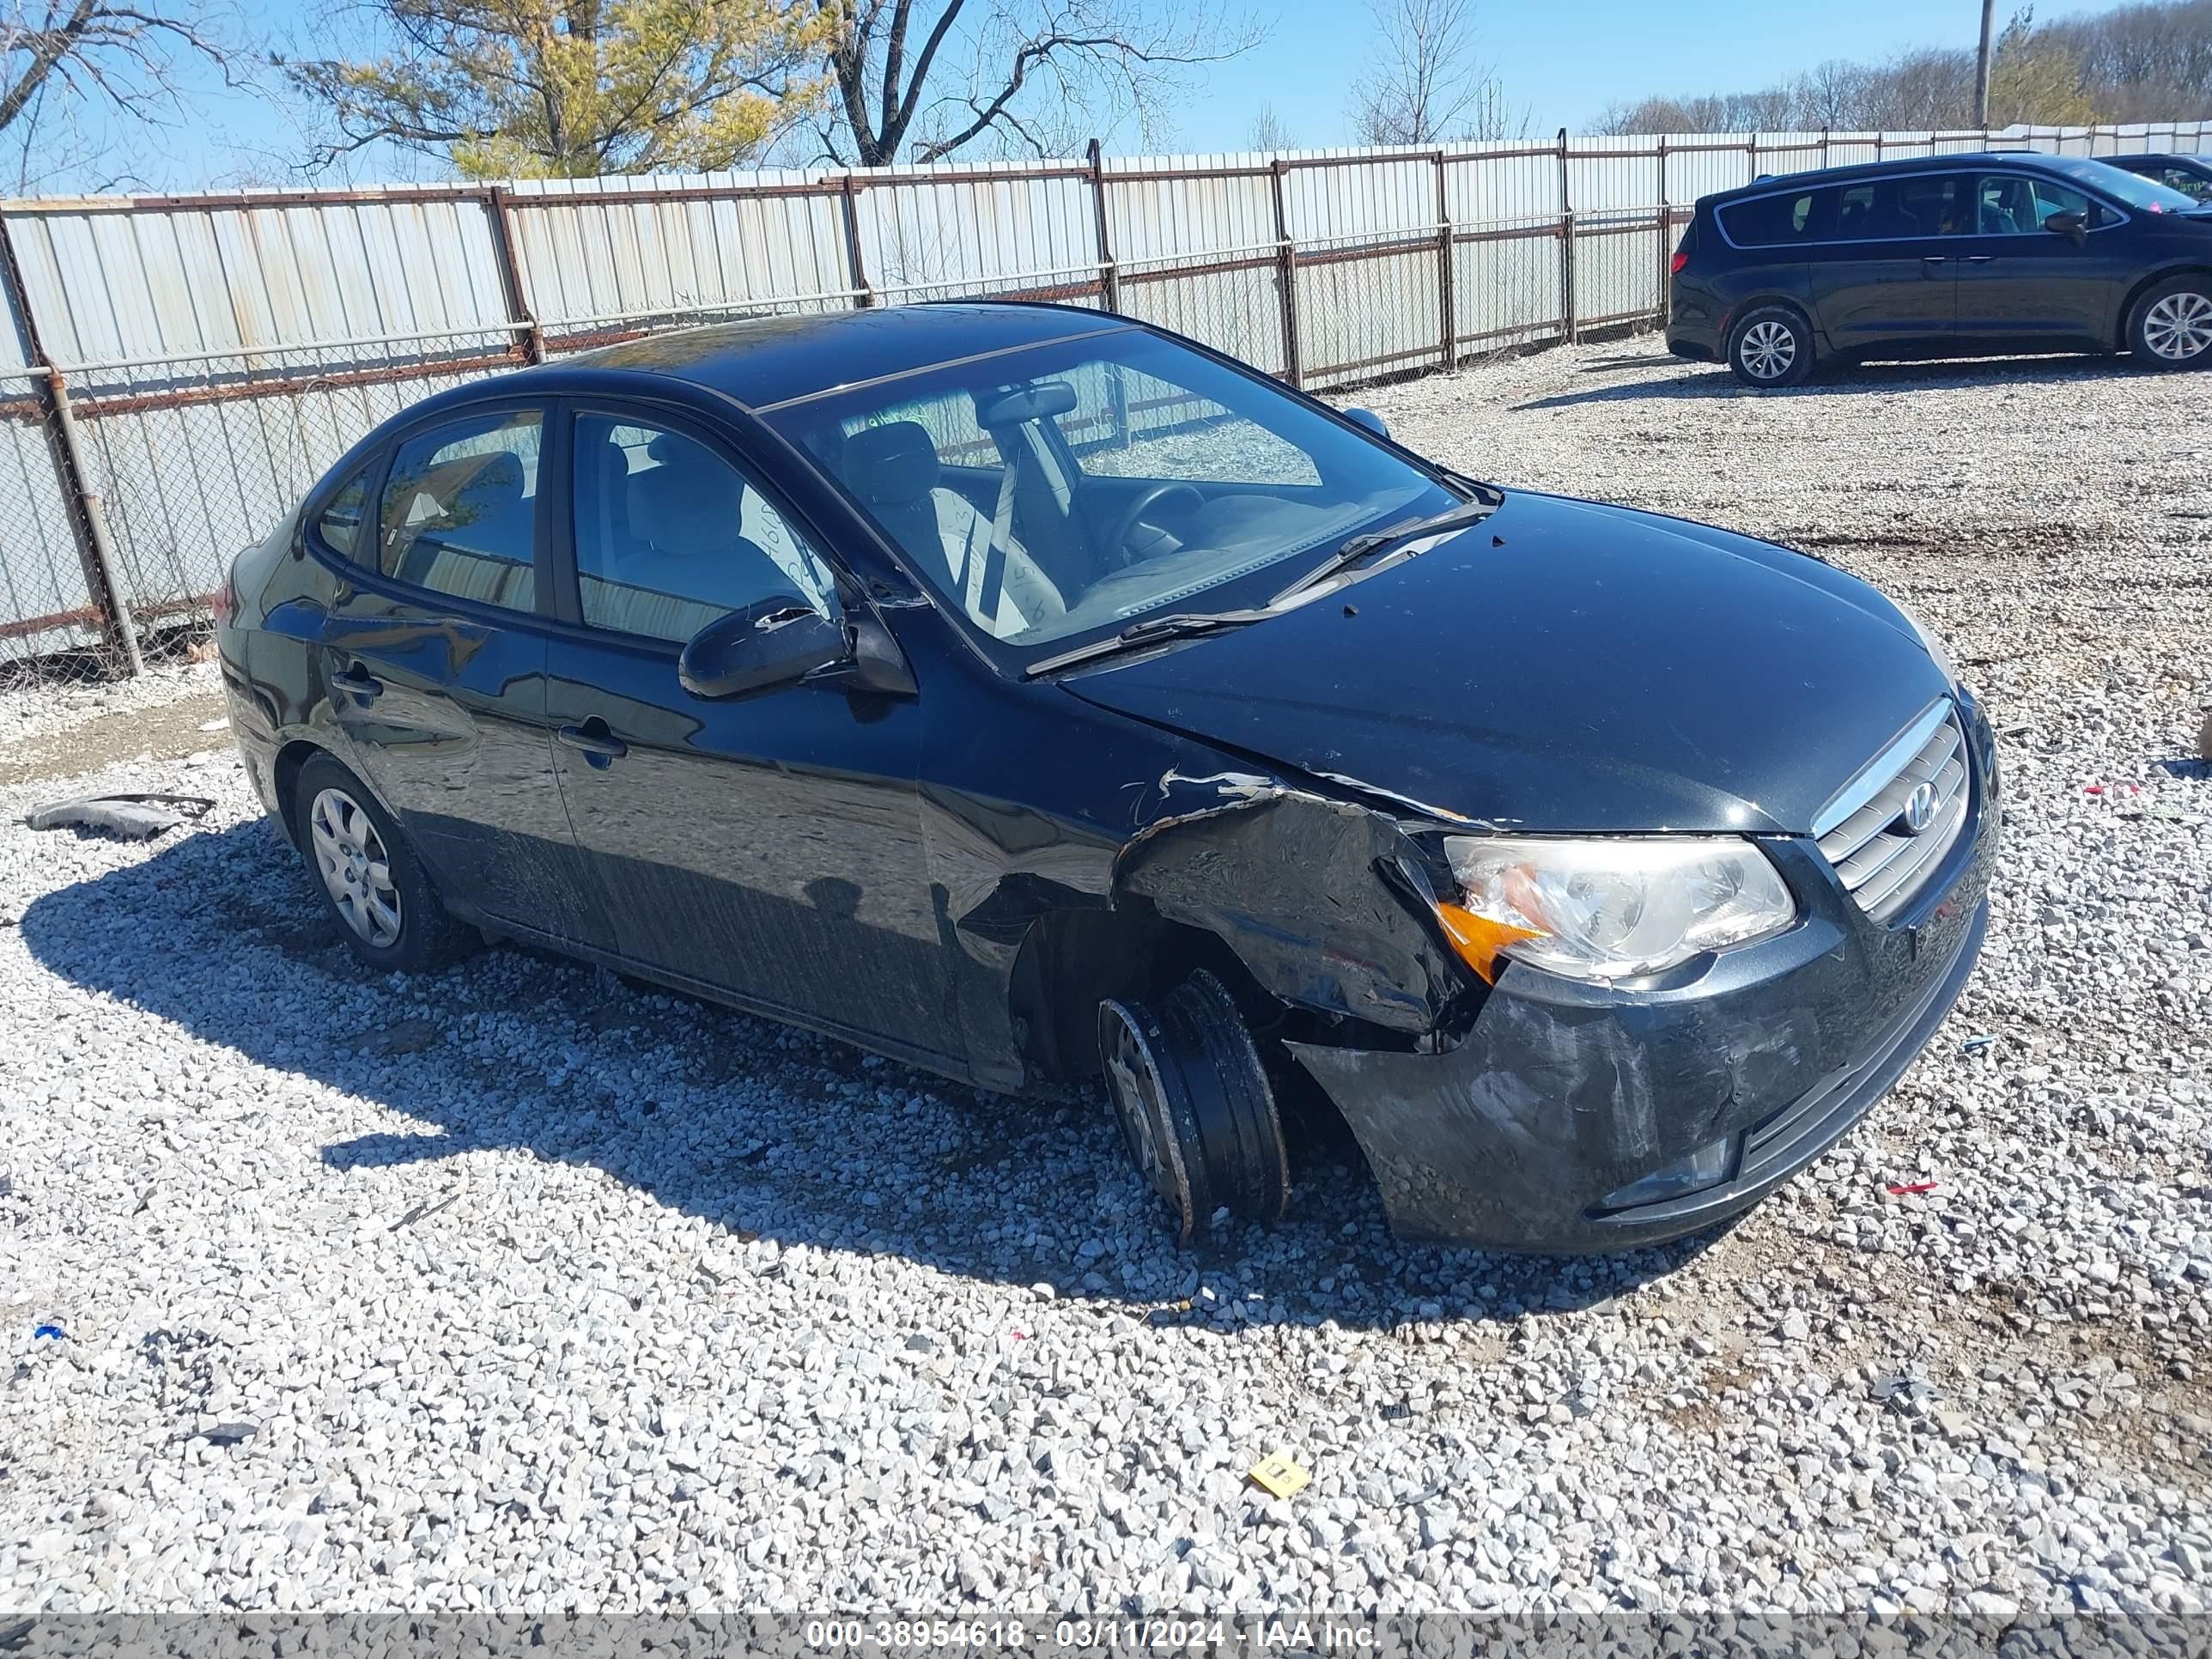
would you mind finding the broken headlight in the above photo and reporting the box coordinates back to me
[1437,836,1796,982]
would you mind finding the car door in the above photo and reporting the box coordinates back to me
[1804,174,1967,356]
[543,403,953,1059]
[1951,172,2120,349]
[318,402,606,942]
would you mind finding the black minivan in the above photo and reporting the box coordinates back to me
[1668,151,2212,386]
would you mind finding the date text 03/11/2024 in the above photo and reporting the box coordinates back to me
[800,1620,1379,1652]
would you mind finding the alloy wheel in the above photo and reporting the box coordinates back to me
[1738,319,1797,380]
[309,787,404,948]
[2142,291,2212,362]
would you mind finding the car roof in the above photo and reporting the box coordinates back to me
[1701,149,2087,205]
[532,301,1131,411]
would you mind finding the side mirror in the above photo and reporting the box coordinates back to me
[1342,406,1390,440]
[2043,210,2087,245]
[678,596,848,700]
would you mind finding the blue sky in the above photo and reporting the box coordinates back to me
[42,0,2123,192]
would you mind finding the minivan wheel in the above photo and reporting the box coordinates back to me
[1727,307,1814,388]
[1098,970,1289,1243]
[2129,276,2212,368]
[290,752,465,973]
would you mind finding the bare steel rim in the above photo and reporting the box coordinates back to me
[1098,999,1194,1229]
[309,787,403,949]
[2142,289,2212,361]
[1738,319,1798,380]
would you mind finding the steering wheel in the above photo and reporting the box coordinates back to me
[1102,482,1204,566]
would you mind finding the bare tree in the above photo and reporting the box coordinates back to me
[814,0,1255,166]
[1349,0,1518,145]
[1,0,240,187]
[1247,101,1290,150]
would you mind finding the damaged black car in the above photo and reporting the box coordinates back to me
[216,301,1997,1252]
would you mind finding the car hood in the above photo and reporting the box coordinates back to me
[1060,490,1954,835]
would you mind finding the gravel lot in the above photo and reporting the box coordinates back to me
[3,340,2208,1619]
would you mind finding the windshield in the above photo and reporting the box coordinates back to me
[764,325,1456,660]
[2053,155,2202,214]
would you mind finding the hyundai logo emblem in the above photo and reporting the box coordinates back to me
[1900,781,1940,835]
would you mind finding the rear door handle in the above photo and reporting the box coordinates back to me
[1920,254,1949,263]
[331,664,383,704]
[557,721,629,764]
[1965,254,1996,263]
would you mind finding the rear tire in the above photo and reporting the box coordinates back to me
[1727,306,1815,388]
[290,752,465,974]
[1099,970,1289,1243]
[2127,276,2212,368]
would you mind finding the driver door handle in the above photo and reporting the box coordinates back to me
[331,663,383,704]
[1964,254,1996,263]
[557,720,628,764]
[1920,254,1949,263]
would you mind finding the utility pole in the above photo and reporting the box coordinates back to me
[1974,0,1996,128]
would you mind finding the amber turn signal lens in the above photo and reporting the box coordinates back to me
[1434,901,1545,985]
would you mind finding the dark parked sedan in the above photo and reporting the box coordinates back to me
[218,302,1997,1251]
[2101,152,2212,204]
[1668,150,2212,385]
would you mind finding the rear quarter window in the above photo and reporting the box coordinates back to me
[1718,191,1816,248]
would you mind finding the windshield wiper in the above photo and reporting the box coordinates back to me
[1271,495,1500,605]
[1025,607,1271,676]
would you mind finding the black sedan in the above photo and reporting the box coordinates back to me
[1668,150,2212,385]
[2101,152,2212,204]
[217,302,1997,1251]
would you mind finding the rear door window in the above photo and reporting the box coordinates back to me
[378,410,543,612]
[1832,174,1969,240]
[313,464,374,560]
[1719,190,1816,248]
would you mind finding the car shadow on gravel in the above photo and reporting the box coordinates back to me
[23,817,1719,1331]
[1516,351,2143,412]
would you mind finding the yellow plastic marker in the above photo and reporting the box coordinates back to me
[1247,1451,1312,1500]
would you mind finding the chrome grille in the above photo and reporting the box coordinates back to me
[1813,700,1972,925]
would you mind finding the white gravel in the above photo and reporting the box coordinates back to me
[2,339,2209,1619]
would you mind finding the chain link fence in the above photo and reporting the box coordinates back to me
[0,119,2203,684]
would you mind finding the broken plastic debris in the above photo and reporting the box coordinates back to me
[1887,1181,1940,1196]
[1246,1451,1312,1500]
[33,1323,64,1341]
[197,717,229,733]
[24,793,213,841]
[1961,1034,1996,1054]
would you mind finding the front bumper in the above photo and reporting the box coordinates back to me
[1290,699,1999,1253]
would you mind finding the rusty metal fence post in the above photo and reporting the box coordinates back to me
[840,175,874,308]
[1086,139,1120,314]
[1655,138,1671,329]
[1432,149,1455,370]
[1556,130,1575,344]
[483,186,544,363]
[0,214,143,676]
[1269,159,1301,387]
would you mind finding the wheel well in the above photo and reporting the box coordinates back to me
[1009,906,1272,1084]
[270,738,329,846]
[2117,265,2212,344]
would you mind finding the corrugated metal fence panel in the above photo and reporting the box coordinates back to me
[0,420,93,649]
[1280,149,1439,240]
[1102,155,1276,262]
[1661,137,1755,204]
[1443,142,1560,226]
[1570,137,1659,216]
[509,172,854,328]
[855,164,1097,297]
[6,194,507,387]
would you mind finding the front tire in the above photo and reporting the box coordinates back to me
[1099,970,1289,1243]
[1727,306,1815,388]
[2128,276,2212,368]
[290,752,465,973]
